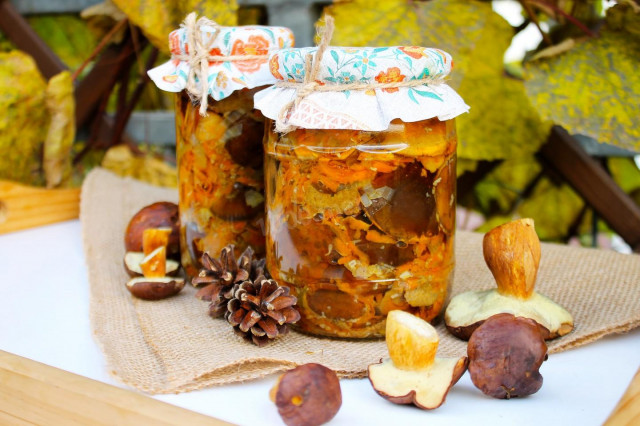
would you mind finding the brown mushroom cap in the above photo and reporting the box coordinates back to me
[272,363,342,426]
[467,313,547,399]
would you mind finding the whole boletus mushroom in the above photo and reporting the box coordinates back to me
[467,313,548,399]
[445,218,573,340]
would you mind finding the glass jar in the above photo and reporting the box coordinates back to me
[176,88,266,277]
[264,117,457,338]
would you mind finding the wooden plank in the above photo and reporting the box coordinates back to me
[0,0,67,79]
[0,351,231,426]
[539,126,640,252]
[604,367,640,426]
[0,181,80,234]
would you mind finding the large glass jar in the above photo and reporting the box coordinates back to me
[264,117,457,338]
[176,88,266,277]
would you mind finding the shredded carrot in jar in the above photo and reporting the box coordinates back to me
[265,117,457,338]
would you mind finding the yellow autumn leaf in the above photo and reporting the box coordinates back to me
[43,71,76,188]
[525,5,640,151]
[517,178,584,241]
[112,0,238,53]
[472,156,542,214]
[473,177,584,242]
[608,157,640,194]
[101,145,177,188]
[0,51,49,186]
[322,0,551,161]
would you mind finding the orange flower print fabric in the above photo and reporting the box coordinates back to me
[231,35,270,73]
[399,46,425,59]
[269,55,283,80]
[375,67,406,93]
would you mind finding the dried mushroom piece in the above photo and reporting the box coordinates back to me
[123,251,180,277]
[368,310,468,410]
[361,162,438,240]
[445,218,573,340]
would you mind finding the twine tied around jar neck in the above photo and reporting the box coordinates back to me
[274,15,448,133]
[172,13,268,116]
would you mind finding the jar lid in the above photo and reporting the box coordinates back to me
[148,13,294,114]
[254,17,468,132]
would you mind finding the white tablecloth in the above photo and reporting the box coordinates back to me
[0,220,638,425]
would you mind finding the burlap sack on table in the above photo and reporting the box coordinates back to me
[82,168,640,394]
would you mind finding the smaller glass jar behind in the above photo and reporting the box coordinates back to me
[148,19,295,277]
[264,117,458,338]
[175,88,267,277]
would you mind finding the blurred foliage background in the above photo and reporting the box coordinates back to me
[0,0,638,248]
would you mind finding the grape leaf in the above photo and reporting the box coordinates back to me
[112,0,238,53]
[474,177,584,242]
[525,5,640,152]
[323,0,550,160]
[472,156,542,214]
[27,15,97,72]
[101,145,177,188]
[517,178,584,241]
[0,51,49,186]
[608,157,640,194]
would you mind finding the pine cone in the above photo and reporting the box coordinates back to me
[226,275,300,347]
[192,244,268,317]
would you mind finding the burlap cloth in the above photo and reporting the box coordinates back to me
[82,168,640,394]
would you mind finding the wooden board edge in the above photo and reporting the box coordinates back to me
[0,351,232,426]
[604,367,640,426]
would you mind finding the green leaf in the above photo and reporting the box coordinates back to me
[112,0,238,53]
[412,89,443,101]
[330,50,339,64]
[27,15,97,72]
[322,0,550,161]
[525,6,640,152]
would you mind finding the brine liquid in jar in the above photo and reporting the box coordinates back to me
[265,117,457,338]
[176,88,267,277]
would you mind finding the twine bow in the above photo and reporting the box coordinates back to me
[173,12,268,116]
[274,15,447,133]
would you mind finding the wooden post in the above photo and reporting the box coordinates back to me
[539,126,640,252]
